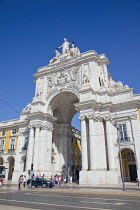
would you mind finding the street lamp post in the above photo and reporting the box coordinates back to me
[113,114,125,191]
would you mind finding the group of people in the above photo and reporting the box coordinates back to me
[18,175,27,190]
[53,174,72,185]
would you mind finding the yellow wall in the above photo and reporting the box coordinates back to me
[4,130,11,152]
[138,109,140,122]
[71,137,81,167]
[0,129,18,152]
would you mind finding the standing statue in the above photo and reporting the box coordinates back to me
[70,43,80,56]
[56,38,74,54]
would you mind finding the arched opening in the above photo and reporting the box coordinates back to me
[49,91,80,177]
[121,148,137,182]
[0,157,3,165]
[7,156,15,180]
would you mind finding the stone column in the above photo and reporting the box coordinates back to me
[95,116,107,170]
[39,124,53,176]
[26,125,35,171]
[38,126,47,174]
[105,116,116,170]
[79,115,88,170]
[33,125,40,172]
[87,114,96,170]
[12,132,25,181]
[58,127,65,174]
[46,125,53,174]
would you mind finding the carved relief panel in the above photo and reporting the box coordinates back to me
[46,66,81,98]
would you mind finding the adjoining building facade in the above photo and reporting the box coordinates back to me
[0,38,140,185]
[71,128,81,179]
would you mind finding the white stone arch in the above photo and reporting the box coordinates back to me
[119,147,137,181]
[47,89,80,116]
[7,156,15,180]
[48,89,79,124]
[46,89,79,175]
[120,145,135,154]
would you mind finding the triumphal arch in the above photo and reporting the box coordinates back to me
[11,38,140,185]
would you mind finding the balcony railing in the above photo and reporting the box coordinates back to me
[0,149,4,153]
[8,148,15,153]
[22,144,28,151]
[117,137,130,143]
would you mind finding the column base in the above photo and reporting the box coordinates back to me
[79,170,119,185]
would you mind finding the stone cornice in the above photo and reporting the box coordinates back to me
[34,50,109,78]
[27,111,57,122]
[113,99,140,108]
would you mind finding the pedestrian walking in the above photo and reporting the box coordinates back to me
[136,177,139,187]
[23,175,27,189]
[70,175,72,184]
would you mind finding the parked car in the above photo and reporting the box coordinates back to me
[27,177,54,188]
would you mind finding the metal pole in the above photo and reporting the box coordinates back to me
[115,112,125,191]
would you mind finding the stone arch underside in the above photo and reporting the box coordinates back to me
[49,91,79,124]
[48,91,79,175]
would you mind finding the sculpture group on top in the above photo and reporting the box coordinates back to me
[49,38,80,64]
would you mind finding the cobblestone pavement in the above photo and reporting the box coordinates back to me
[0,186,140,210]
[1,181,140,196]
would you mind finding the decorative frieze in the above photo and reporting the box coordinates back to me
[41,124,53,131]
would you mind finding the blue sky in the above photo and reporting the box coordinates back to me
[0,0,140,130]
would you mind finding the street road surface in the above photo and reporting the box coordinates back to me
[0,188,140,209]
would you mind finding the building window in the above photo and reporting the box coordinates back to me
[0,139,4,152]
[75,159,78,166]
[71,138,73,143]
[119,124,129,141]
[71,148,73,155]
[10,139,15,150]
[12,129,16,135]
[2,130,6,136]
[75,149,78,155]
[71,158,74,165]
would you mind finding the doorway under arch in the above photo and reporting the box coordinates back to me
[121,148,137,181]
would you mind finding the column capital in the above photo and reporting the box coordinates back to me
[28,124,34,129]
[34,124,42,128]
[79,115,86,121]
[103,115,112,121]
[93,115,103,122]
[130,114,137,120]
[87,114,93,120]
[18,132,23,136]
